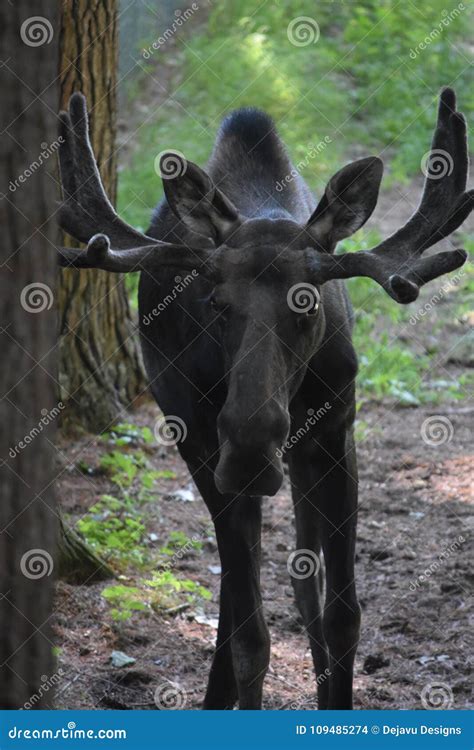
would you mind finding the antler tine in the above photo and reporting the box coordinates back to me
[58,234,214,275]
[312,88,472,304]
[58,93,157,250]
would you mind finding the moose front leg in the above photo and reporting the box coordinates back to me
[319,428,360,709]
[290,425,360,709]
[191,463,270,709]
[212,496,270,709]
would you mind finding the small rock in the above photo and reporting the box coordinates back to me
[363,653,390,674]
[110,650,136,668]
[194,613,219,629]
[166,488,195,503]
[369,549,391,562]
[208,565,221,575]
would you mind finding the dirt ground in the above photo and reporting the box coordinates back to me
[54,385,473,711]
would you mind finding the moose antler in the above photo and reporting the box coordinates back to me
[312,88,472,303]
[57,93,209,273]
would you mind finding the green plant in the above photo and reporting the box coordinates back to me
[101,573,212,622]
[102,584,148,622]
[159,531,203,557]
[76,494,149,570]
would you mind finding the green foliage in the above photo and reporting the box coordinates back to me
[118,0,472,226]
[159,531,203,557]
[101,573,212,622]
[76,494,149,570]
[102,584,148,622]
[101,422,154,447]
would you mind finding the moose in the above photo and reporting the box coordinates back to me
[57,88,472,709]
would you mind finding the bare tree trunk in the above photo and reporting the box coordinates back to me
[58,0,146,433]
[0,1,59,709]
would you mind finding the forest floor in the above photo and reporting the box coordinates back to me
[54,399,473,711]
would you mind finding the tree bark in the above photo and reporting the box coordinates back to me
[0,1,59,709]
[58,0,146,433]
[58,516,115,584]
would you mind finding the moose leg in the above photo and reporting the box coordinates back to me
[213,496,270,709]
[191,464,269,709]
[189,464,237,709]
[318,428,360,709]
[287,472,330,709]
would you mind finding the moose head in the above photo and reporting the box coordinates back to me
[58,89,471,498]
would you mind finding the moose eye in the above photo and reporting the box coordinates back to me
[210,294,220,311]
[306,299,320,317]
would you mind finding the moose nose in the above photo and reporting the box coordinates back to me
[214,402,289,496]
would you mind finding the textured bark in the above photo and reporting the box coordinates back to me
[58,514,115,584]
[58,0,146,433]
[0,1,59,709]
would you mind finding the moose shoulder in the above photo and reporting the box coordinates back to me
[57,88,472,709]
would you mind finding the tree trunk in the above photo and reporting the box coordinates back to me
[58,515,115,584]
[0,1,59,709]
[58,0,146,433]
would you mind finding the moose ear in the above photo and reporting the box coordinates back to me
[306,157,383,251]
[161,153,240,244]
